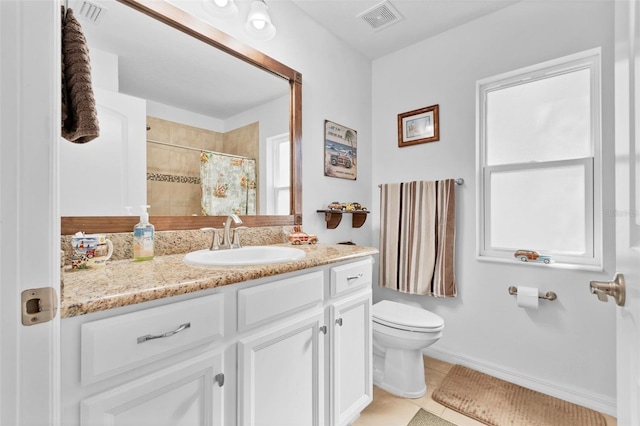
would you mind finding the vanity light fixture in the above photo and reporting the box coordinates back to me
[245,0,276,41]
[202,0,238,18]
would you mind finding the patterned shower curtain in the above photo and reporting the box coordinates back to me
[200,152,256,215]
[379,180,457,297]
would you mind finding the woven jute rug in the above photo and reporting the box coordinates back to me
[408,409,456,426]
[431,365,607,426]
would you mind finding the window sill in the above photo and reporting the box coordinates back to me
[476,254,603,272]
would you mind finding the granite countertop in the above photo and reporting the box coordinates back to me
[61,243,378,318]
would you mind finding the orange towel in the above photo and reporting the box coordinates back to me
[61,7,100,143]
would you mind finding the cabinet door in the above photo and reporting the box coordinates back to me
[81,350,224,426]
[331,290,372,426]
[238,310,325,426]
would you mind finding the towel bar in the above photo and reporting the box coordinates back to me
[508,286,557,301]
[378,178,464,187]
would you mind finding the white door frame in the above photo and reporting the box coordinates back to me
[0,1,61,425]
[614,1,640,425]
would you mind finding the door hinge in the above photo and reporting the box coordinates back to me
[21,287,58,326]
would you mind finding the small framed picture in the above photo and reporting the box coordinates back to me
[397,104,439,147]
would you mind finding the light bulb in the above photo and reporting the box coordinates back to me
[245,0,276,40]
[202,0,238,18]
[252,19,266,30]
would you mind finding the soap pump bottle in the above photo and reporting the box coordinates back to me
[133,205,154,261]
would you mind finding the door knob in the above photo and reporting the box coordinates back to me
[590,273,625,306]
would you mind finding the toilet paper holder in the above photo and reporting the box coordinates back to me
[508,286,557,301]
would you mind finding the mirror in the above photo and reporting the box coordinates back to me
[61,0,302,234]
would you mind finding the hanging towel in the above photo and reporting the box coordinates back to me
[61,7,100,143]
[379,180,457,297]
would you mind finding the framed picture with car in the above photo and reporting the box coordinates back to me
[324,120,357,180]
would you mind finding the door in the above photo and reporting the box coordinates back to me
[0,1,60,425]
[237,310,325,426]
[81,351,224,426]
[330,290,372,426]
[59,89,147,216]
[614,1,640,424]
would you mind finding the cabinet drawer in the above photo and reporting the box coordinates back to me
[81,293,224,384]
[331,258,373,297]
[238,271,324,331]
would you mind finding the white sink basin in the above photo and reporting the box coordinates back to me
[183,246,306,266]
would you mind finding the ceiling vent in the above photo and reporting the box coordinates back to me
[75,0,107,24]
[357,1,403,32]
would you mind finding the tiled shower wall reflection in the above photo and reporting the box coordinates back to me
[146,116,259,216]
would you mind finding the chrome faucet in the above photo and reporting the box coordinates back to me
[221,214,243,249]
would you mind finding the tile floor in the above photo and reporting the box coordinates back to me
[354,356,617,426]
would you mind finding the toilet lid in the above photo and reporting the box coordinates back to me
[372,300,444,331]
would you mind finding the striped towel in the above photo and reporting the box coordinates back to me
[379,180,456,297]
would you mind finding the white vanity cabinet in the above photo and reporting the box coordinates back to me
[329,260,373,426]
[62,293,227,426]
[235,259,372,426]
[81,350,224,426]
[237,271,326,425]
[238,309,326,425]
[61,256,373,426]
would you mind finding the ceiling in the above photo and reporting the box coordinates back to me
[72,0,521,120]
[289,0,521,60]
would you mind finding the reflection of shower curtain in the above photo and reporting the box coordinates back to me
[200,152,256,215]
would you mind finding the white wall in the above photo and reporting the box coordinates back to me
[371,0,616,414]
[207,1,374,246]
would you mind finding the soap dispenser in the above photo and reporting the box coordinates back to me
[133,205,154,261]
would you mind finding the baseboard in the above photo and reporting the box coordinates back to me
[423,347,617,417]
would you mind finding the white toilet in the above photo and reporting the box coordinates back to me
[372,300,444,398]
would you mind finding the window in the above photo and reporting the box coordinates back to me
[266,133,290,215]
[477,49,602,268]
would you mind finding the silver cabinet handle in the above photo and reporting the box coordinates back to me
[214,373,225,387]
[319,325,327,334]
[137,322,191,344]
[335,318,343,326]
[347,273,363,281]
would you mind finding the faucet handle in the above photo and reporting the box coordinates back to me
[200,227,221,250]
[232,226,248,248]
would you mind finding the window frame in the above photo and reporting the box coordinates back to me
[265,132,290,215]
[476,48,602,269]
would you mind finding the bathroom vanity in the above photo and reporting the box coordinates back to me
[60,244,376,426]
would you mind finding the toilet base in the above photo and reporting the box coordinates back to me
[372,348,426,399]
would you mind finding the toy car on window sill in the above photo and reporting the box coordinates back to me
[514,250,552,264]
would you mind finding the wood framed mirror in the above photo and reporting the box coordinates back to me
[61,0,302,234]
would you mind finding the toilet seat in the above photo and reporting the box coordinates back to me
[373,300,444,332]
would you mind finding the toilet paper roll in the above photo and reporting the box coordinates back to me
[516,286,539,309]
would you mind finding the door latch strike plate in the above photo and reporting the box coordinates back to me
[21,287,58,326]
